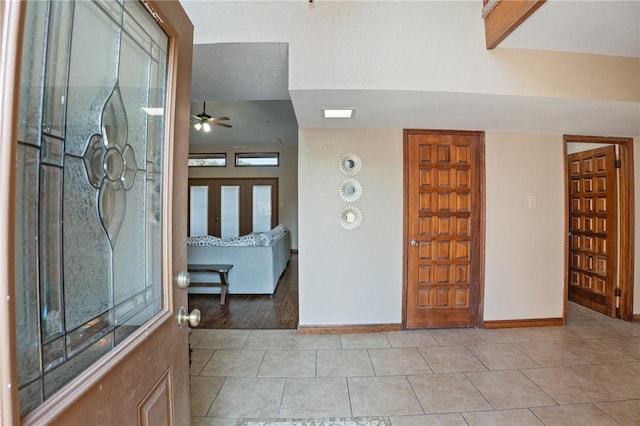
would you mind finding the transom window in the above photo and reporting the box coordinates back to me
[235,152,279,167]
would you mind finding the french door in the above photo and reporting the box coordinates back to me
[1,1,194,423]
[188,178,278,237]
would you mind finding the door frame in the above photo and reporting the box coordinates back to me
[563,134,635,321]
[1,1,26,422]
[402,129,486,329]
[0,1,194,423]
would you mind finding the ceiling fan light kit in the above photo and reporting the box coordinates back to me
[192,101,232,131]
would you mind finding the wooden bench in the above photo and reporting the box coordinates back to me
[187,263,233,305]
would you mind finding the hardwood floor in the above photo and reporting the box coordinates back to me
[188,254,298,329]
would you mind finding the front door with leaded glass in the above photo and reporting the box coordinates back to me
[7,1,194,423]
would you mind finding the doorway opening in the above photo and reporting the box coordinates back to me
[563,135,634,321]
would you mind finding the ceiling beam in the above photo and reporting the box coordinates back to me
[483,0,546,49]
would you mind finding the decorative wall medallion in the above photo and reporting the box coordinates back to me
[339,152,362,176]
[339,178,363,202]
[339,206,362,230]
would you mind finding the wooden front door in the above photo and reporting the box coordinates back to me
[405,130,485,328]
[1,1,194,424]
[567,146,618,317]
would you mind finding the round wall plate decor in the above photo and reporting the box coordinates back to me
[339,206,362,230]
[338,178,363,202]
[339,152,362,176]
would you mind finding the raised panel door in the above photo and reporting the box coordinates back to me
[406,130,484,328]
[567,146,618,317]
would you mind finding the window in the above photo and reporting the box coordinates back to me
[235,152,279,167]
[188,153,226,167]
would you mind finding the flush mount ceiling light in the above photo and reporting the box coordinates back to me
[322,108,356,119]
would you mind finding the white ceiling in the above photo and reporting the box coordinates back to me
[501,0,640,58]
[183,0,640,147]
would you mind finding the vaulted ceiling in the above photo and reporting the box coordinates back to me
[182,0,640,148]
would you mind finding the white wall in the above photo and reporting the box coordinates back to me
[188,145,299,248]
[187,1,639,103]
[298,129,570,326]
[484,132,565,320]
[298,129,403,326]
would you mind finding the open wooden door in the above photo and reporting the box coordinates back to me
[567,146,618,317]
[405,130,485,328]
[0,1,194,424]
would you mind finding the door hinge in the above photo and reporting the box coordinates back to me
[615,288,622,297]
[614,159,621,168]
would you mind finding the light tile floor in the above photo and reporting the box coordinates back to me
[190,303,640,426]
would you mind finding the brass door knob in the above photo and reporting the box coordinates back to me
[176,270,191,289]
[177,306,201,328]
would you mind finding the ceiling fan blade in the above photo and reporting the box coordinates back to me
[210,116,230,121]
[214,122,232,128]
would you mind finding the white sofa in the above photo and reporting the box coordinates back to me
[187,230,291,295]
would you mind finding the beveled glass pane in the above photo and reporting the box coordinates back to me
[119,18,150,168]
[41,135,65,167]
[44,334,113,399]
[15,145,40,384]
[42,1,72,138]
[124,0,168,54]
[252,185,272,232]
[65,0,120,157]
[113,171,146,305]
[146,171,163,304]
[40,165,64,341]
[98,180,126,246]
[17,1,47,145]
[83,134,106,188]
[189,186,209,236]
[114,290,146,326]
[221,186,240,238]
[42,337,65,372]
[66,310,112,357]
[63,156,111,331]
[102,85,128,151]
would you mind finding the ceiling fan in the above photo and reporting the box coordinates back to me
[192,101,232,132]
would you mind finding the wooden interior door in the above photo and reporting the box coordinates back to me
[405,130,484,328]
[1,1,194,424]
[567,146,618,317]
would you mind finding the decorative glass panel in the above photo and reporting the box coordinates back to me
[252,185,272,232]
[221,186,240,238]
[15,0,169,417]
[190,186,209,236]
